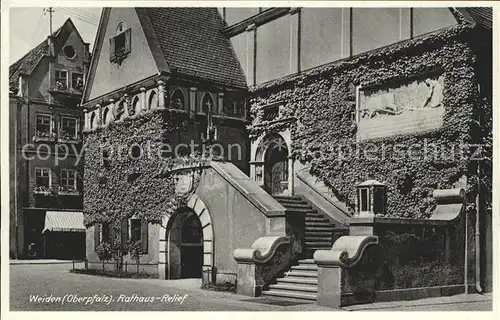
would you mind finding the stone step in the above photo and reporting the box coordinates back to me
[290,264,318,271]
[269,283,318,293]
[306,226,336,232]
[278,277,318,285]
[305,216,330,222]
[304,236,332,242]
[287,270,318,278]
[305,241,332,247]
[304,231,333,237]
[273,195,304,202]
[280,202,313,209]
[297,259,315,264]
[262,289,317,301]
[306,222,335,227]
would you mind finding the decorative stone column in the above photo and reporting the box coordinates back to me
[122,94,130,119]
[95,104,102,127]
[157,80,166,110]
[218,92,224,115]
[288,155,294,196]
[83,108,89,132]
[189,87,197,113]
[140,87,146,113]
[108,99,115,123]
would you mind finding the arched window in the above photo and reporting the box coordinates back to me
[90,112,96,129]
[171,89,185,110]
[224,97,235,116]
[102,108,109,125]
[201,93,215,114]
[149,91,158,110]
[129,96,140,116]
[116,22,127,35]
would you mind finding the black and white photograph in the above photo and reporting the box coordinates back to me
[3,1,496,315]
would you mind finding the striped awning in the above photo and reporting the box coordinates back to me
[42,211,85,233]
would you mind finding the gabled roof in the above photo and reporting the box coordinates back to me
[140,7,247,89]
[9,38,49,91]
[9,18,86,92]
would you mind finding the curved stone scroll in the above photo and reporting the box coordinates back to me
[313,235,379,268]
[234,235,291,264]
[430,188,465,221]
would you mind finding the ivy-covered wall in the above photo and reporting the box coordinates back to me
[249,23,490,219]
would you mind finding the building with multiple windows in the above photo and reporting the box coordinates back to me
[80,7,491,306]
[9,18,91,259]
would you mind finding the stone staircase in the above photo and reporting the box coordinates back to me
[261,195,347,302]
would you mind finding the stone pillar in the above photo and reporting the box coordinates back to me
[158,80,166,110]
[246,23,256,86]
[83,108,89,132]
[189,87,197,113]
[218,92,224,115]
[108,99,115,123]
[95,104,102,127]
[316,263,343,308]
[289,8,300,74]
[122,94,129,119]
[140,87,146,112]
[288,155,294,196]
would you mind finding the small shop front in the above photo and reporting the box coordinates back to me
[41,211,86,260]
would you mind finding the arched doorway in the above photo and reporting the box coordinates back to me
[254,133,291,196]
[180,213,203,278]
[264,142,289,195]
[159,194,214,281]
[166,208,203,279]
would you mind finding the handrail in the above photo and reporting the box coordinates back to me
[296,171,350,217]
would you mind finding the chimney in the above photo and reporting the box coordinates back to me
[47,35,55,57]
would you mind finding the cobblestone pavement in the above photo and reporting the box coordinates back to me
[9,262,493,312]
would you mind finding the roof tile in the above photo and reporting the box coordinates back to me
[142,7,247,89]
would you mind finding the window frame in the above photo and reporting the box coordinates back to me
[129,218,142,242]
[55,69,68,91]
[110,28,132,64]
[35,167,51,188]
[60,169,77,190]
[71,72,84,91]
[36,114,53,136]
[59,116,79,140]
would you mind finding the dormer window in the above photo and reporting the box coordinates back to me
[110,22,131,65]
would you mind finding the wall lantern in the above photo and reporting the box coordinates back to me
[356,179,386,217]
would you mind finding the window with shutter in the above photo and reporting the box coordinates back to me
[121,219,129,252]
[110,28,132,65]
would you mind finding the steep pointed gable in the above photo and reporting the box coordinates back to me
[9,18,85,92]
[84,8,166,102]
[142,7,247,88]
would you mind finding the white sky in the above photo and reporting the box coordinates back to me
[9,7,102,64]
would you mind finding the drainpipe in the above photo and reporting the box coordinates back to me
[475,160,483,294]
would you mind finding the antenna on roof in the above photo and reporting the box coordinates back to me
[48,7,54,35]
[47,7,55,57]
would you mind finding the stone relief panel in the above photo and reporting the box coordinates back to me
[356,74,445,141]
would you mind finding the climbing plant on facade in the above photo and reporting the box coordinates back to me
[248,22,491,218]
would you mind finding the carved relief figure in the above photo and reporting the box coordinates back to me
[359,75,444,120]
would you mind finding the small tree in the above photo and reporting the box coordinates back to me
[95,242,112,272]
[128,240,143,275]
